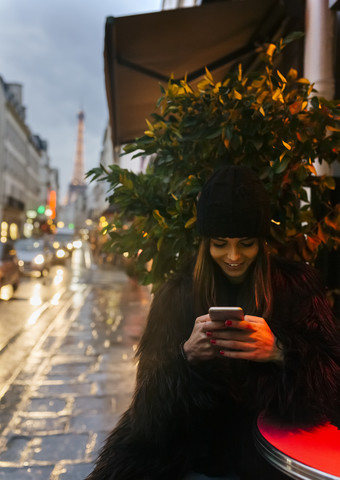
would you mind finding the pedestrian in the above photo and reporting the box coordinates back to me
[86,165,340,480]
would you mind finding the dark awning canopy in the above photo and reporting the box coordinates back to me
[104,0,289,148]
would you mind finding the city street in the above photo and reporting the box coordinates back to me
[0,244,151,479]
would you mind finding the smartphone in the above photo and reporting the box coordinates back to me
[209,306,244,322]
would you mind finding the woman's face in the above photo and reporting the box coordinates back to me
[209,237,259,283]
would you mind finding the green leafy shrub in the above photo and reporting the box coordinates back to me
[88,35,340,290]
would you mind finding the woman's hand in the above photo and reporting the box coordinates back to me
[214,315,284,364]
[183,314,283,364]
[183,314,226,363]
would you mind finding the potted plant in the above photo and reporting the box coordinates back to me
[88,34,340,292]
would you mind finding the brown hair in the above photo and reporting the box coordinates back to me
[193,238,273,318]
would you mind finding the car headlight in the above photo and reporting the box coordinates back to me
[73,240,82,249]
[33,254,45,265]
[56,249,66,258]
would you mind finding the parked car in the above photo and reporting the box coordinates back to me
[15,238,53,277]
[0,241,20,300]
[47,236,70,265]
[48,227,82,264]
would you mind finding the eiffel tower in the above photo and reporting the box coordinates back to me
[66,110,87,228]
[68,110,87,202]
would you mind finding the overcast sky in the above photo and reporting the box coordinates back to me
[0,0,162,202]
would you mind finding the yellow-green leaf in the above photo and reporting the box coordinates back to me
[234,90,242,100]
[144,130,155,137]
[198,79,210,91]
[213,81,222,93]
[180,79,193,93]
[266,43,276,58]
[287,68,298,80]
[145,118,154,131]
[120,175,134,190]
[238,64,242,82]
[153,210,168,229]
[272,89,282,101]
[271,219,281,226]
[257,91,268,104]
[185,217,197,229]
[326,125,340,133]
[297,78,310,84]
[252,77,266,89]
[277,70,287,83]
[157,236,164,251]
[205,66,214,84]
[306,164,317,176]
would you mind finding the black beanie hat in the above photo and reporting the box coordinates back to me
[197,165,271,238]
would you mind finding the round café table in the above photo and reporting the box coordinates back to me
[255,413,340,479]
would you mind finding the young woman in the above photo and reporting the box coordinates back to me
[87,165,340,480]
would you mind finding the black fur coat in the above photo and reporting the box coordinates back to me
[86,256,340,480]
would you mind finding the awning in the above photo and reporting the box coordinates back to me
[104,0,289,148]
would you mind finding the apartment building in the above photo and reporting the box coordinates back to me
[0,75,59,240]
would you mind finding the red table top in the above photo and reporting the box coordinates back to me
[257,414,340,477]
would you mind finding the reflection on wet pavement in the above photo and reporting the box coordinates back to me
[0,264,151,479]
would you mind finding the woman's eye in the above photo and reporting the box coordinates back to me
[240,241,255,248]
[212,242,226,248]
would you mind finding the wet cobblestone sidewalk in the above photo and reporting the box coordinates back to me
[0,267,151,479]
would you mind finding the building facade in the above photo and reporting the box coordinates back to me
[0,75,59,241]
[87,123,113,221]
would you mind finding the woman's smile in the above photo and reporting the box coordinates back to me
[210,237,259,283]
[225,261,244,269]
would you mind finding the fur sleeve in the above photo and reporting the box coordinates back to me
[259,259,340,426]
